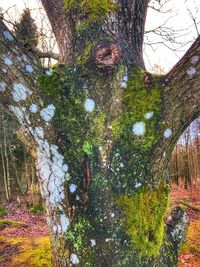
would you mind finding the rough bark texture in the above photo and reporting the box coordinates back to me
[0,1,199,266]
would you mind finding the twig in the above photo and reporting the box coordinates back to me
[180,200,200,212]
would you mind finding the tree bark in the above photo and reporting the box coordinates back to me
[0,1,200,266]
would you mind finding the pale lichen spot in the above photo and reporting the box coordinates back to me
[62,164,69,172]
[90,239,96,247]
[3,31,14,41]
[84,98,95,112]
[34,127,44,139]
[163,128,172,138]
[12,83,32,102]
[4,57,13,65]
[120,81,127,89]
[17,56,22,62]
[25,64,33,73]
[187,66,196,76]
[191,55,199,64]
[70,254,79,265]
[2,68,7,74]
[69,184,77,193]
[29,103,38,113]
[60,214,70,232]
[40,104,55,122]
[135,182,142,188]
[132,122,146,136]
[144,111,154,120]
[0,82,6,92]
[45,69,53,76]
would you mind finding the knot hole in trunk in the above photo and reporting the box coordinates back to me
[94,42,122,70]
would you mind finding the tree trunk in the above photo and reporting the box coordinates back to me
[0,1,200,266]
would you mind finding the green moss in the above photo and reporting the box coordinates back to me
[77,40,98,65]
[90,111,106,146]
[26,202,45,214]
[0,219,26,229]
[64,0,118,22]
[0,205,7,216]
[1,236,53,266]
[66,218,94,264]
[112,68,161,151]
[115,184,170,258]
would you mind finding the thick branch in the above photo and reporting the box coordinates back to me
[0,18,53,146]
[108,0,149,67]
[41,0,75,63]
[163,35,200,144]
[149,36,200,182]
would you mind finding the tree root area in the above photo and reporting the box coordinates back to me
[171,183,200,267]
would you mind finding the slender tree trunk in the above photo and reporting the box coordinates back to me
[2,113,11,201]
[0,143,9,201]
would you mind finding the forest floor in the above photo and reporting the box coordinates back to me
[0,184,199,267]
[171,183,200,267]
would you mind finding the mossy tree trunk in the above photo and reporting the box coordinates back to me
[0,1,200,266]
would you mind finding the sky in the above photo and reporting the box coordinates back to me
[0,0,199,73]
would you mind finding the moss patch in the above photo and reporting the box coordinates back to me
[112,68,161,151]
[0,219,26,230]
[64,0,118,23]
[115,184,170,258]
[180,219,200,257]
[0,236,52,267]
[0,205,7,216]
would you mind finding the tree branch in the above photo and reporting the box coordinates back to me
[149,36,200,182]
[41,0,75,63]
[0,18,54,147]
[33,47,59,61]
[164,35,200,132]
[110,0,149,67]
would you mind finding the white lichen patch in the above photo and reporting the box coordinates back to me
[187,66,196,76]
[135,182,142,188]
[34,127,44,139]
[3,31,14,41]
[163,128,172,138]
[29,104,38,113]
[132,122,146,136]
[60,214,70,232]
[62,164,69,172]
[12,83,32,102]
[9,105,30,125]
[4,57,13,65]
[70,254,79,265]
[45,69,53,76]
[191,55,199,64]
[144,112,154,120]
[90,239,96,247]
[69,184,77,193]
[2,68,7,74]
[40,104,55,122]
[0,82,6,92]
[36,141,70,210]
[17,56,22,62]
[25,64,34,73]
[120,80,128,89]
[84,98,95,112]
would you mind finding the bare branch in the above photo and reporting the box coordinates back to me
[33,47,59,61]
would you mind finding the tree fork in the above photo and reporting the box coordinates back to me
[0,1,200,266]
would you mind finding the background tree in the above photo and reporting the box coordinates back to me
[0,0,199,266]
